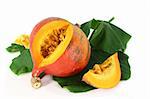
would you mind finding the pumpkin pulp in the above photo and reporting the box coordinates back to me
[82,53,121,88]
[31,20,73,68]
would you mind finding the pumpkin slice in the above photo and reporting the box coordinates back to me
[82,53,121,88]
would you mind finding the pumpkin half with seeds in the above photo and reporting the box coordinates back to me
[82,53,121,88]
[30,17,91,78]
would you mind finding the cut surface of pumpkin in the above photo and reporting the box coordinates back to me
[82,53,121,88]
[31,20,73,67]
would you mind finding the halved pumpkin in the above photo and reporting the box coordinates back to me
[30,17,91,78]
[82,53,121,88]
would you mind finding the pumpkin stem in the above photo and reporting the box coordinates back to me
[38,72,46,79]
[108,17,115,23]
[31,71,46,89]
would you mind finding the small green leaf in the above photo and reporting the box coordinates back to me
[10,49,33,75]
[6,43,25,53]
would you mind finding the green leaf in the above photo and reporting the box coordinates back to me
[10,49,33,75]
[81,19,131,54]
[6,43,25,53]
[118,52,131,80]
[90,21,131,54]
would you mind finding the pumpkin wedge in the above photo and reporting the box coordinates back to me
[82,53,121,88]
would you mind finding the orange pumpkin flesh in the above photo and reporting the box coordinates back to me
[82,53,121,88]
[30,17,91,78]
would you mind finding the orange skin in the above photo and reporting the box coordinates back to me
[30,17,91,77]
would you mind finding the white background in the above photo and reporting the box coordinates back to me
[0,0,150,99]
